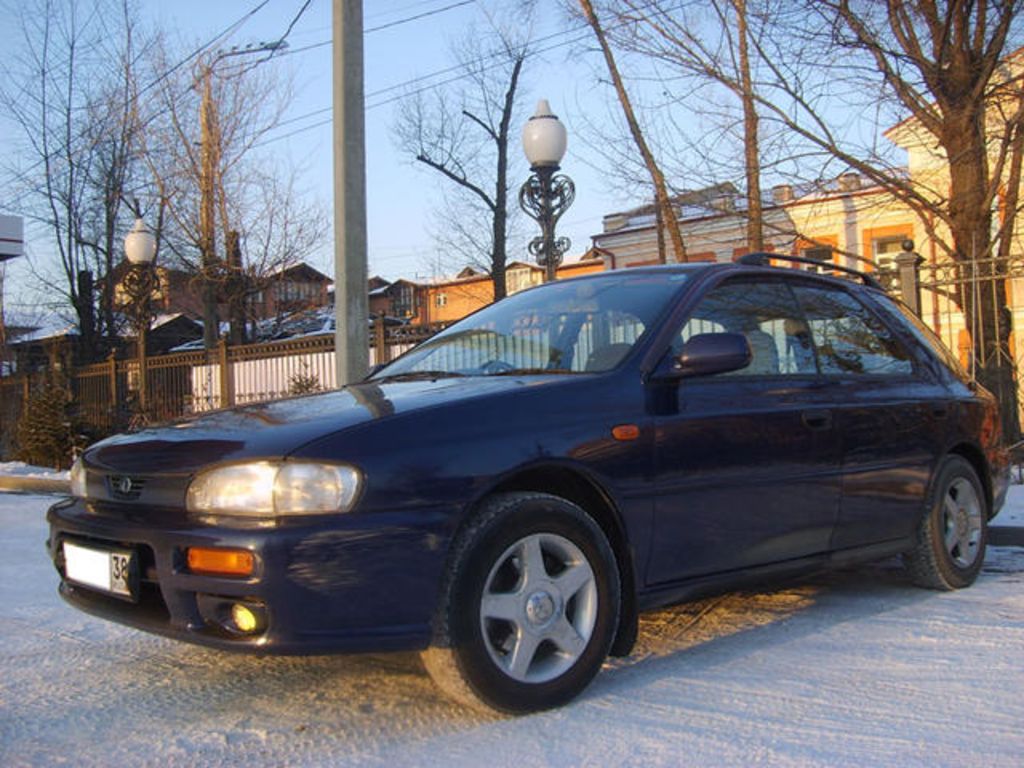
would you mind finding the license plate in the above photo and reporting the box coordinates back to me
[63,541,136,598]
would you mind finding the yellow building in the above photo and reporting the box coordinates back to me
[593,177,919,274]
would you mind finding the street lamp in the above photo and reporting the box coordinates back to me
[519,100,576,282]
[122,218,157,416]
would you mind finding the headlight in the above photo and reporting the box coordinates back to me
[70,457,87,498]
[186,461,362,520]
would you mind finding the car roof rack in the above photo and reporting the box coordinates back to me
[737,252,884,291]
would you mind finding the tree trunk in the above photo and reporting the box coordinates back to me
[579,0,687,263]
[491,56,523,300]
[942,111,1020,442]
[733,0,763,252]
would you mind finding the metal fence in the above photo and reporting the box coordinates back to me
[0,320,443,458]
[909,256,1024,444]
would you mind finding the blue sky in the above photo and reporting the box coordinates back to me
[144,0,624,283]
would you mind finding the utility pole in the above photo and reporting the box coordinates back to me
[199,60,219,349]
[195,42,287,350]
[333,0,369,386]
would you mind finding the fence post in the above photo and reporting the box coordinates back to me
[894,240,924,316]
[218,337,234,408]
[375,312,389,365]
[107,352,117,406]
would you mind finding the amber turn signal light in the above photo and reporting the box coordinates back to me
[186,547,254,577]
[611,424,640,441]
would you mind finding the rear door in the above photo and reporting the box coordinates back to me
[790,284,948,549]
[647,278,842,585]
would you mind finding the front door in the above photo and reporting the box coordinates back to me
[647,278,842,585]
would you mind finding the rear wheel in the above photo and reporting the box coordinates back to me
[904,455,988,590]
[422,492,620,714]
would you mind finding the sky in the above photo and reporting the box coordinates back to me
[0,0,636,321]
[143,0,623,283]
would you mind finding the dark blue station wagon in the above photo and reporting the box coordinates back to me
[48,258,1009,713]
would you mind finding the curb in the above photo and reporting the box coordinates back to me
[0,476,70,495]
[990,526,1024,548]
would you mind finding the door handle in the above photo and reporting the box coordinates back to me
[802,409,832,431]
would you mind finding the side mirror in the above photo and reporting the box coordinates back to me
[673,332,751,378]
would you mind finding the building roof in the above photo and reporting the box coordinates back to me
[268,262,333,283]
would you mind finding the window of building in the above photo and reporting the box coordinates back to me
[507,268,541,295]
[873,236,909,272]
[802,246,833,263]
[393,284,417,317]
[435,293,448,308]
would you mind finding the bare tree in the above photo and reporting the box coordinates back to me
[0,0,148,360]
[818,1,1024,440]
[578,1,1024,438]
[394,21,529,300]
[577,0,688,263]
[142,40,325,346]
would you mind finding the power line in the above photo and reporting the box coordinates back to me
[275,0,476,59]
[367,0,474,33]
[253,23,597,148]
[138,0,272,97]
[2,0,276,206]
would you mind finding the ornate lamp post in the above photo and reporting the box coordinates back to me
[122,218,158,414]
[519,100,576,282]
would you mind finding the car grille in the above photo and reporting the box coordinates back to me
[106,475,146,501]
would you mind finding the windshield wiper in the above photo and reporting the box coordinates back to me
[483,367,580,376]
[375,370,467,382]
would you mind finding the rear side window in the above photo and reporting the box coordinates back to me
[872,295,969,380]
[793,285,914,377]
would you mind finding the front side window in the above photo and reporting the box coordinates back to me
[675,280,817,376]
[793,285,914,377]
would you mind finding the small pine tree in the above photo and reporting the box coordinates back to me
[289,364,321,396]
[16,381,75,469]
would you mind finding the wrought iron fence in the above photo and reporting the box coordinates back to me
[911,256,1023,443]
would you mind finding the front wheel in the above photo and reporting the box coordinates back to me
[422,492,620,714]
[904,455,988,590]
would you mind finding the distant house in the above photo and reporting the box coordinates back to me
[250,263,333,319]
[109,259,333,329]
[368,278,421,323]
[419,253,606,326]
[142,313,204,355]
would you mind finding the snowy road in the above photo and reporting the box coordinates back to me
[2,491,1023,768]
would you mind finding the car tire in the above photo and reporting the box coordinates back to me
[421,492,620,714]
[903,455,988,590]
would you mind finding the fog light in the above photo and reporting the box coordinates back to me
[232,603,259,633]
[186,547,254,577]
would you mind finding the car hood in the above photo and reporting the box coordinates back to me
[84,376,564,474]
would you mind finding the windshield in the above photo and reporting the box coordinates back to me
[373,273,689,379]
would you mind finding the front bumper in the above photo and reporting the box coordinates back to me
[46,498,452,654]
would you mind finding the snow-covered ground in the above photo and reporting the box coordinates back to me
[0,462,69,480]
[1,491,1022,768]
